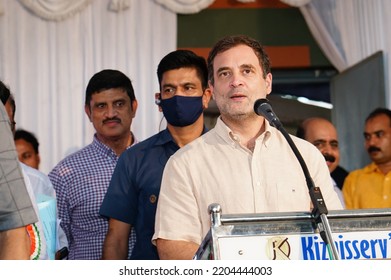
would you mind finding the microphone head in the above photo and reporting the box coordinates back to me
[253,98,282,129]
[253,98,271,115]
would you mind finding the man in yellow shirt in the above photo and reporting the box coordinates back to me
[343,108,391,209]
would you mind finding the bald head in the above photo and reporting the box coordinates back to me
[297,118,340,173]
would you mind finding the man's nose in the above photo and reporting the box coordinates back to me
[105,105,118,118]
[322,143,333,153]
[366,134,377,146]
[229,72,244,88]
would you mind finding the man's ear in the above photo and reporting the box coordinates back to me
[208,80,215,100]
[154,93,162,112]
[202,88,212,110]
[131,99,138,118]
[154,93,161,105]
[265,73,272,95]
[84,105,92,122]
[37,154,41,166]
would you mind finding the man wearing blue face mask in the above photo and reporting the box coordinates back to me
[99,50,212,259]
[159,91,204,127]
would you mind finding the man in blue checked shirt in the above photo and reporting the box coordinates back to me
[49,69,138,259]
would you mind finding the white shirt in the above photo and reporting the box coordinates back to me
[21,165,48,260]
[21,163,68,259]
[153,118,343,245]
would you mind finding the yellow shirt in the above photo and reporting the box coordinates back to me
[343,162,391,209]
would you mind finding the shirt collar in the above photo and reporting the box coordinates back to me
[214,116,273,147]
[154,129,177,146]
[130,131,138,146]
[155,126,208,147]
[92,132,136,158]
[364,162,382,173]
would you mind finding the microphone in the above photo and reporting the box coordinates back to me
[253,97,325,214]
[253,97,339,259]
[253,98,282,130]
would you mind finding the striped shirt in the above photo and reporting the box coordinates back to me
[49,134,136,259]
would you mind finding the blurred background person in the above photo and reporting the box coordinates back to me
[296,117,348,207]
[15,129,41,170]
[343,108,391,209]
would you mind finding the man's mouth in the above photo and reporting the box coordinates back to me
[230,93,247,102]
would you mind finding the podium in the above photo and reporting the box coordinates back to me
[194,203,391,260]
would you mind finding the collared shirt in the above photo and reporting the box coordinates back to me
[49,134,136,259]
[100,127,206,259]
[343,162,391,209]
[153,118,343,245]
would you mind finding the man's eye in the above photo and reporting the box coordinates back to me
[375,131,384,138]
[218,71,229,77]
[23,153,32,160]
[243,68,252,74]
[164,88,174,94]
[313,141,324,148]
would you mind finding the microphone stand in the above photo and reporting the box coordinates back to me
[278,128,339,260]
[255,99,340,260]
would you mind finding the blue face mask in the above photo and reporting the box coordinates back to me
[160,95,203,127]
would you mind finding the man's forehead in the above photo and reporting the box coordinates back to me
[307,127,337,139]
[214,45,259,66]
[90,89,128,101]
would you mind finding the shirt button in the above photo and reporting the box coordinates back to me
[232,135,240,142]
[384,195,388,200]
[150,195,157,204]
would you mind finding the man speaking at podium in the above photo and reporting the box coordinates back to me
[152,35,343,260]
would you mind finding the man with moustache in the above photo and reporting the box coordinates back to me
[343,108,391,209]
[296,117,347,207]
[49,69,137,259]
